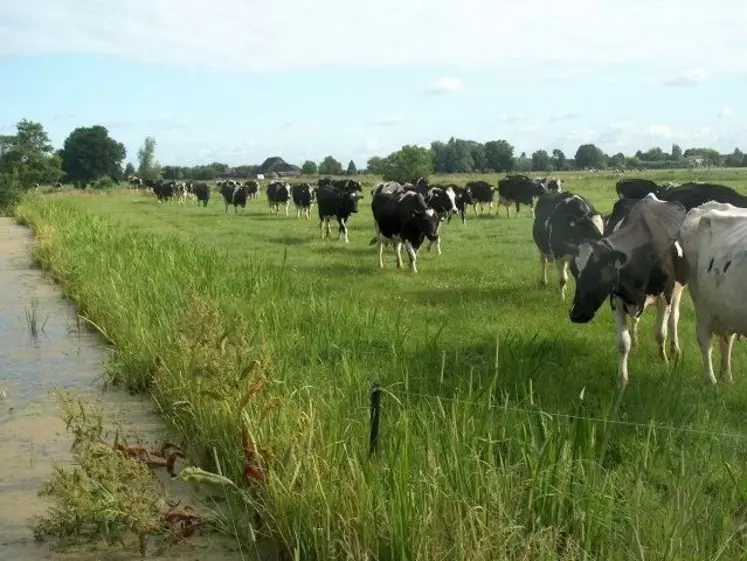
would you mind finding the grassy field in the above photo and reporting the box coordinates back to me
[15,168,747,560]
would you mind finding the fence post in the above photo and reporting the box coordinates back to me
[369,383,382,458]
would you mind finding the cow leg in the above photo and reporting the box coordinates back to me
[696,317,717,384]
[628,316,641,349]
[539,253,549,286]
[378,238,386,268]
[319,219,326,239]
[654,294,672,363]
[668,283,684,359]
[285,202,289,216]
[555,258,569,301]
[224,201,229,213]
[719,334,735,382]
[404,241,418,273]
[395,242,404,268]
[613,297,632,387]
[339,218,349,243]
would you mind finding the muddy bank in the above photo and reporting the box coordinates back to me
[0,217,248,560]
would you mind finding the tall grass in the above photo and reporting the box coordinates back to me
[15,170,747,560]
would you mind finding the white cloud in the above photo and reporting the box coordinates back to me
[368,115,404,127]
[548,110,585,122]
[646,125,675,139]
[362,140,381,154]
[664,68,709,86]
[519,124,540,133]
[497,115,522,124]
[1,1,745,71]
[719,106,733,117]
[425,78,464,94]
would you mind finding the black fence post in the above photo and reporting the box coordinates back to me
[369,383,382,458]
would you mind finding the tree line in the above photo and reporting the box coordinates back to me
[2,119,747,198]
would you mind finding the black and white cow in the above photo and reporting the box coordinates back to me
[497,174,548,218]
[451,185,474,224]
[318,177,363,193]
[465,181,494,215]
[317,184,362,243]
[658,182,747,210]
[153,180,175,202]
[291,183,316,219]
[220,182,249,213]
[568,194,688,387]
[537,176,563,193]
[266,181,292,215]
[615,178,662,200]
[128,175,143,190]
[370,190,441,273]
[532,192,605,300]
[193,182,210,207]
[244,180,260,200]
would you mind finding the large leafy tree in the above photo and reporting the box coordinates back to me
[0,119,63,187]
[61,125,126,184]
[301,160,318,175]
[531,150,550,171]
[318,156,343,175]
[484,140,515,172]
[137,136,161,181]
[574,143,607,169]
[380,145,434,182]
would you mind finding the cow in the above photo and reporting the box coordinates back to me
[220,183,249,213]
[532,192,605,301]
[497,174,548,218]
[244,180,260,200]
[658,182,747,210]
[318,178,363,193]
[451,185,474,224]
[153,180,175,202]
[54,181,63,190]
[615,178,662,200]
[174,182,188,204]
[193,182,210,207]
[291,183,316,219]
[369,190,441,273]
[568,193,688,387]
[465,181,494,215]
[678,202,747,384]
[537,176,563,193]
[316,184,362,243]
[128,175,143,190]
[266,181,292,215]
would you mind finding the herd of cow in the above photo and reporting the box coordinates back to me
[132,173,747,389]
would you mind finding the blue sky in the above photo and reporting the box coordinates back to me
[1,0,746,168]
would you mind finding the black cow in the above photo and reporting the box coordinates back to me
[291,183,316,219]
[532,192,605,300]
[615,178,662,200]
[658,182,747,210]
[537,176,563,193]
[153,180,175,202]
[318,178,363,193]
[244,180,260,200]
[451,185,474,224]
[193,182,210,207]
[266,181,292,215]
[497,174,548,218]
[370,190,441,273]
[568,194,688,387]
[220,183,249,213]
[465,181,494,215]
[317,185,362,243]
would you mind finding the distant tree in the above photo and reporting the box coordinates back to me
[443,138,475,173]
[531,150,550,171]
[137,137,161,181]
[515,152,532,172]
[671,143,683,161]
[484,140,515,172]
[574,143,607,169]
[609,152,626,168]
[684,147,722,168]
[367,156,385,176]
[208,162,229,174]
[346,160,358,175]
[725,148,744,167]
[318,156,344,175]
[124,162,136,177]
[743,153,747,168]
[162,166,180,180]
[380,145,434,183]
[0,119,63,187]
[430,141,448,172]
[61,126,126,185]
[625,156,642,169]
[551,149,567,171]
[469,142,487,171]
[640,146,665,162]
[301,160,318,175]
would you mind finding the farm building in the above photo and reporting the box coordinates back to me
[258,156,302,178]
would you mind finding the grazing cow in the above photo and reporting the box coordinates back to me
[568,194,688,387]
[370,190,441,273]
[615,178,662,200]
[193,182,210,207]
[678,202,747,384]
[537,176,563,193]
[316,184,362,243]
[497,174,548,218]
[466,181,494,214]
[291,183,316,219]
[266,181,292,215]
[532,192,605,300]
[244,180,260,200]
[220,183,249,213]
[451,185,474,224]
[658,182,747,210]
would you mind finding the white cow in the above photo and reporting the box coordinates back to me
[679,201,747,384]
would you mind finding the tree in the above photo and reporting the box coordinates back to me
[531,150,550,171]
[515,152,531,172]
[470,142,487,171]
[301,160,318,175]
[725,148,744,167]
[380,145,434,182]
[346,160,358,175]
[671,143,683,161]
[124,162,136,177]
[640,146,664,162]
[367,156,385,176]
[574,144,606,169]
[137,137,160,181]
[551,149,567,171]
[0,119,63,187]
[60,126,126,184]
[484,140,515,172]
[609,152,626,168]
[318,156,343,175]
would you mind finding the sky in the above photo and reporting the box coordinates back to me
[1,0,746,168]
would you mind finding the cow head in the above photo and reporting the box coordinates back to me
[415,207,441,242]
[568,239,625,324]
[346,191,362,213]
